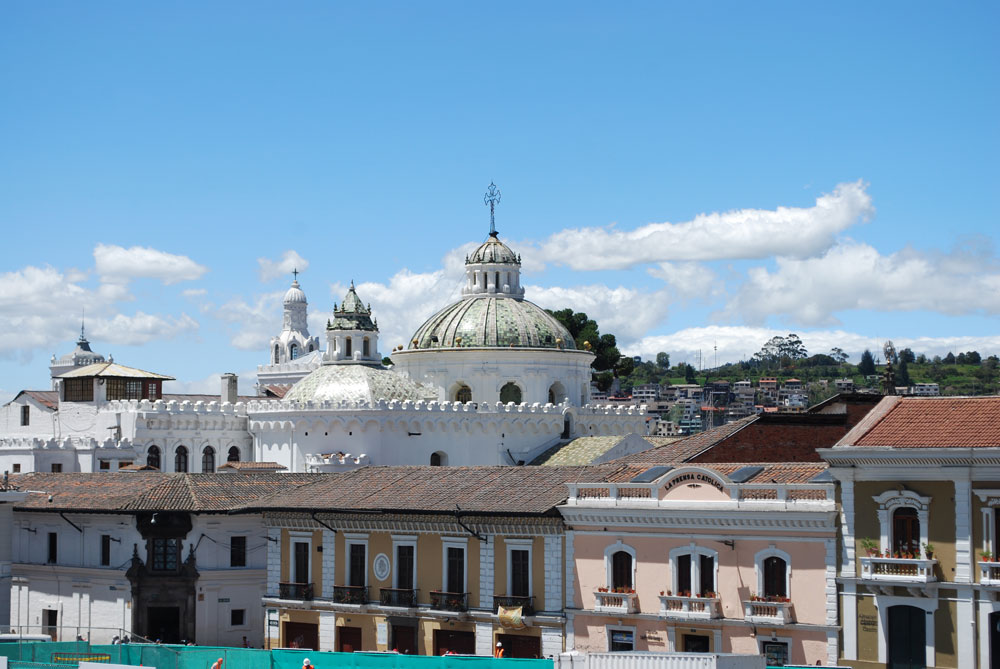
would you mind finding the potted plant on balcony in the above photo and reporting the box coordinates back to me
[861,537,879,556]
[983,550,993,563]
[923,543,934,559]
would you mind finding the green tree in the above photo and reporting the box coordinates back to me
[859,349,877,376]
[656,352,670,369]
[944,352,956,364]
[684,364,697,384]
[830,347,849,364]
[594,371,614,392]
[966,351,982,365]
[899,348,916,364]
[897,357,912,387]
[546,309,622,371]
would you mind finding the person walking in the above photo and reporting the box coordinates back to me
[494,642,504,658]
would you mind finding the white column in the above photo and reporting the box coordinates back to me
[842,582,857,660]
[541,627,563,658]
[957,586,976,669]
[266,528,281,597]
[321,529,335,599]
[475,622,493,657]
[543,535,562,613]
[479,536,494,609]
[957,478,973,582]
[839,474,857,577]
[318,611,336,652]
[824,536,840,663]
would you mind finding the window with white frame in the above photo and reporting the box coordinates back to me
[669,544,718,596]
[607,625,636,652]
[604,541,636,591]
[873,490,931,557]
[755,547,791,599]
[506,538,533,598]
[344,533,369,587]
[392,535,417,590]
[288,531,312,585]
[974,490,1000,556]
[441,536,468,594]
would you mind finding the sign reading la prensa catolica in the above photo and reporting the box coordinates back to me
[664,472,725,492]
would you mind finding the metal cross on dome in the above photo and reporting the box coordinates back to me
[484,182,501,236]
[292,268,299,281]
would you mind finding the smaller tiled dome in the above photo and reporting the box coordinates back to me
[284,365,435,404]
[284,280,307,305]
[467,233,520,265]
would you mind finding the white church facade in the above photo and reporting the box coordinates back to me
[0,203,648,475]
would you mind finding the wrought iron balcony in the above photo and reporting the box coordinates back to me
[278,582,314,600]
[658,594,721,620]
[493,595,534,616]
[429,590,469,612]
[333,585,369,605]
[979,561,1000,586]
[594,590,638,614]
[743,599,794,624]
[860,557,937,583]
[380,588,418,607]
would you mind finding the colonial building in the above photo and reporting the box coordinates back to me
[558,461,838,666]
[820,395,1000,669]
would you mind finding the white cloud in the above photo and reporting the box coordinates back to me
[724,240,1000,326]
[88,312,199,346]
[182,288,207,298]
[214,291,285,351]
[94,244,207,284]
[625,326,1000,367]
[258,250,309,282]
[527,284,673,342]
[647,261,722,301]
[534,181,873,270]
[169,368,259,396]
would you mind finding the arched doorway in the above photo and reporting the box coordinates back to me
[430,451,447,466]
[888,605,926,669]
[500,383,522,405]
[548,381,566,405]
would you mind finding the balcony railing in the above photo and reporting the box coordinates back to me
[493,595,534,616]
[379,588,417,608]
[860,557,937,583]
[278,582,314,600]
[743,599,794,624]
[333,585,369,605]
[658,595,721,620]
[429,591,469,612]
[594,590,638,614]
[980,561,1000,586]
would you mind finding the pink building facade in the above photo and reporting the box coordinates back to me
[558,463,839,666]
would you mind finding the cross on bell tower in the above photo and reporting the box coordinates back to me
[292,267,299,282]
[484,182,501,237]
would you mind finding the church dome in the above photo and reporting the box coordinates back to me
[409,296,576,350]
[467,234,519,265]
[284,280,307,305]
[284,364,435,405]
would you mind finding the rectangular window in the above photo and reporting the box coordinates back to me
[677,554,692,594]
[63,378,93,402]
[99,460,111,470]
[101,535,111,566]
[20,405,29,426]
[151,538,180,571]
[510,549,530,597]
[446,546,464,593]
[231,609,245,626]
[293,541,310,584]
[105,378,143,401]
[699,554,715,595]
[349,543,367,587]
[12,464,20,473]
[609,629,634,652]
[396,545,414,590]
[762,641,789,666]
[47,532,57,563]
[230,536,247,567]
[50,463,62,473]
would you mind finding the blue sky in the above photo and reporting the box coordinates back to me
[2,1,998,398]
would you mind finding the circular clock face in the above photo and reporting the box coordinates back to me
[373,553,391,582]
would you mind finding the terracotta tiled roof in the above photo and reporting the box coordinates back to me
[10,473,316,513]
[609,417,757,465]
[218,461,287,471]
[530,436,629,466]
[839,395,1000,448]
[249,465,621,515]
[261,385,290,399]
[119,463,159,471]
[11,390,59,410]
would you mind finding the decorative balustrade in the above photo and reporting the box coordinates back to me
[594,591,638,614]
[379,588,417,607]
[743,599,793,624]
[566,482,833,506]
[493,595,534,616]
[658,595,721,620]
[429,591,469,612]
[860,557,937,583]
[278,582,314,600]
[979,561,1000,586]
[333,585,369,605]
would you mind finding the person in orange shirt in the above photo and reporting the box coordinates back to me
[210,658,223,669]
[494,642,504,658]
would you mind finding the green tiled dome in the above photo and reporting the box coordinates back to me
[284,364,435,404]
[409,296,576,350]
[467,235,520,265]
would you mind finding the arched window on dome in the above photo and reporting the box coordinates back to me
[227,446,240,462]
[345,338,353,357]
[307,343,314,352]
[289,343,299,360]
[455,385,472,403]
[363,337,370,357]
[202,446,215,473]
[506,272,511,291]
[494,272,500,288]
[430,451,447,466]
[147,445,161,470]
[548,382,567,405]
[482,273,487,289]
[273,344,280,364]
[500,383,522,405]
[175,446,189,473]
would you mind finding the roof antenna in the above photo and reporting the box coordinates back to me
[80,308,87,342]
[484,182,501,237]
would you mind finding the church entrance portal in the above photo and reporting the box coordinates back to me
[146,606,180,644]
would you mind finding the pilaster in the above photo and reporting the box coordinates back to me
[479,535,494,609]
[956,477,972,583]
[318,611,336,652]
[475,622,494,657]
[266,528,281,597]
[839,473,856,577]
[541,627,563,658]
[564,531,576,609]
[321,529,335,599]
[543,535,562,612]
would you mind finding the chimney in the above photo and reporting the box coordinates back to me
[221,373,238,404]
